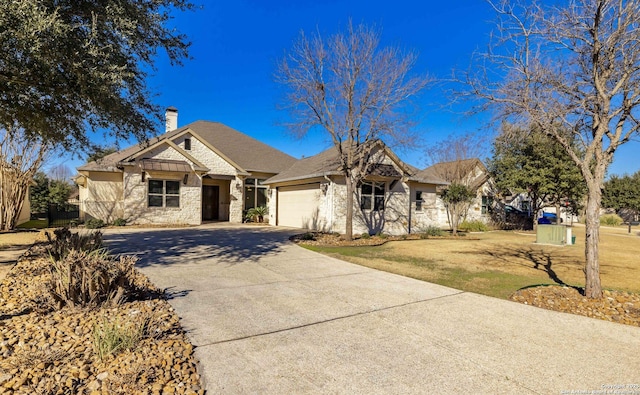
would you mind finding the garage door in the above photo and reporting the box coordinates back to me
[278,184,321,229]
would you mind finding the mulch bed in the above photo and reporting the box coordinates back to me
[290,231,478,247]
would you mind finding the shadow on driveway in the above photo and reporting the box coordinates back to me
[103,225,298,268]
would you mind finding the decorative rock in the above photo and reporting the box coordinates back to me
[0,242,205,394]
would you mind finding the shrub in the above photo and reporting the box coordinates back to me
[458,220,489,232]
[419,226,443,238]
[48,249,138,309]
[113,218,127,226]
[600,213,623,226]
[245,206,268,223]
[46,228,103,261]
[301,232,315,241]
[360,232,371,239]
[377,232,389,239]
[85,218,105,229]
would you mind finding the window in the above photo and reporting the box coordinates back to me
[244,178,267,209]
[481,195,493,214]
[415,191,423,211]
[148,180,180,208]
[360,182,385,211]
[184,138,191,150]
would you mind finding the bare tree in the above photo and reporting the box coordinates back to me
[0,127,49,230]
[276,21,428,240]
[49,163,73,182]
[466,0,640,298]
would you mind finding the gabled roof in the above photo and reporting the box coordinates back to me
[410,158,486,185]
[78,121,297,174]
[265,141,414,184]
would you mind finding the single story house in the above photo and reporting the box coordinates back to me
[75,108,297,225]
[75,109,495,234]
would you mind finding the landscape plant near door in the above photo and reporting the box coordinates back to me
[245,206,268,223]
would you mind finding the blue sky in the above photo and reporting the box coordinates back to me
[59,0,639,176]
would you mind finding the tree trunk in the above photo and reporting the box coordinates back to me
[583,182,602,299]
[345,175,354,241]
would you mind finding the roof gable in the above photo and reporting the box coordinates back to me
[265,141,414,184]
[77,121,297,175]
[411,158,487,186]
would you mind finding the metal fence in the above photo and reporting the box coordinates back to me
[31,204,80,227]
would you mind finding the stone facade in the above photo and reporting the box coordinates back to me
[79,134,250,225]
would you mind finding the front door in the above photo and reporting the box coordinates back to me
[202,185,219,221]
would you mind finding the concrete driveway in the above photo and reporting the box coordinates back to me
[104,224,640,394]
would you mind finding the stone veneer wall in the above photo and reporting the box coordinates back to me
[123,169,202,225]
[409,184,445,233]
[229,177,243,223]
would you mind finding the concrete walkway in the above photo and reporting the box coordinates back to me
[103,224,640,394]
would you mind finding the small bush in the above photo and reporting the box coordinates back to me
[419,226,444,238]
[600,214,623,226]
[93,316,147,361]
[301,232,315,241]
[85,218,105,229]
[360,232,371,239]
[377,232,389,239]
[48,250,138,309]
[113,218,127,226]
[459,220,489,232]
[245,206,268,223]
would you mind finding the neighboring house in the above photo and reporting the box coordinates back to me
[75,109,297,225]
[409,158,494,231]
[17,191,30,225]
[75,108,495,234]
[0,179,32,227]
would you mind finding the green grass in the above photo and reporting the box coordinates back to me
[16,219,48,229]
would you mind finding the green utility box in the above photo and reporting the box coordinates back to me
[536,225,567,245]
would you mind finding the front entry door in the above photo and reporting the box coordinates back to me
[202,185,219,221]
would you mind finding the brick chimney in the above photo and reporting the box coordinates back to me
[165,107,178,133]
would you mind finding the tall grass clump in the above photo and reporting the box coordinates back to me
[93,315,149,361]
[600,214,623,226]
[46,227,103,261]
[48,250,138,309]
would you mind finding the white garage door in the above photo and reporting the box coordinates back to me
[278,184,321,229]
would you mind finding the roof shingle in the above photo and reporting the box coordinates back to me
[78,121,297,174]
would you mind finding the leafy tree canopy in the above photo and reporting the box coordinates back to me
[489,124,585,217]
[85,146,118,163]
[0,0,193,149]
[603,171,640,218]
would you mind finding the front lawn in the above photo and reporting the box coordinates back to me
[302,226,640,299]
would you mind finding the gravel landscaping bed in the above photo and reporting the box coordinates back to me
[510,286,640,327]
[0,243,204,394]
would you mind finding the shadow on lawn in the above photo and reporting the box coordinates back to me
[102,225,298,268]
[471,245,582,287]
